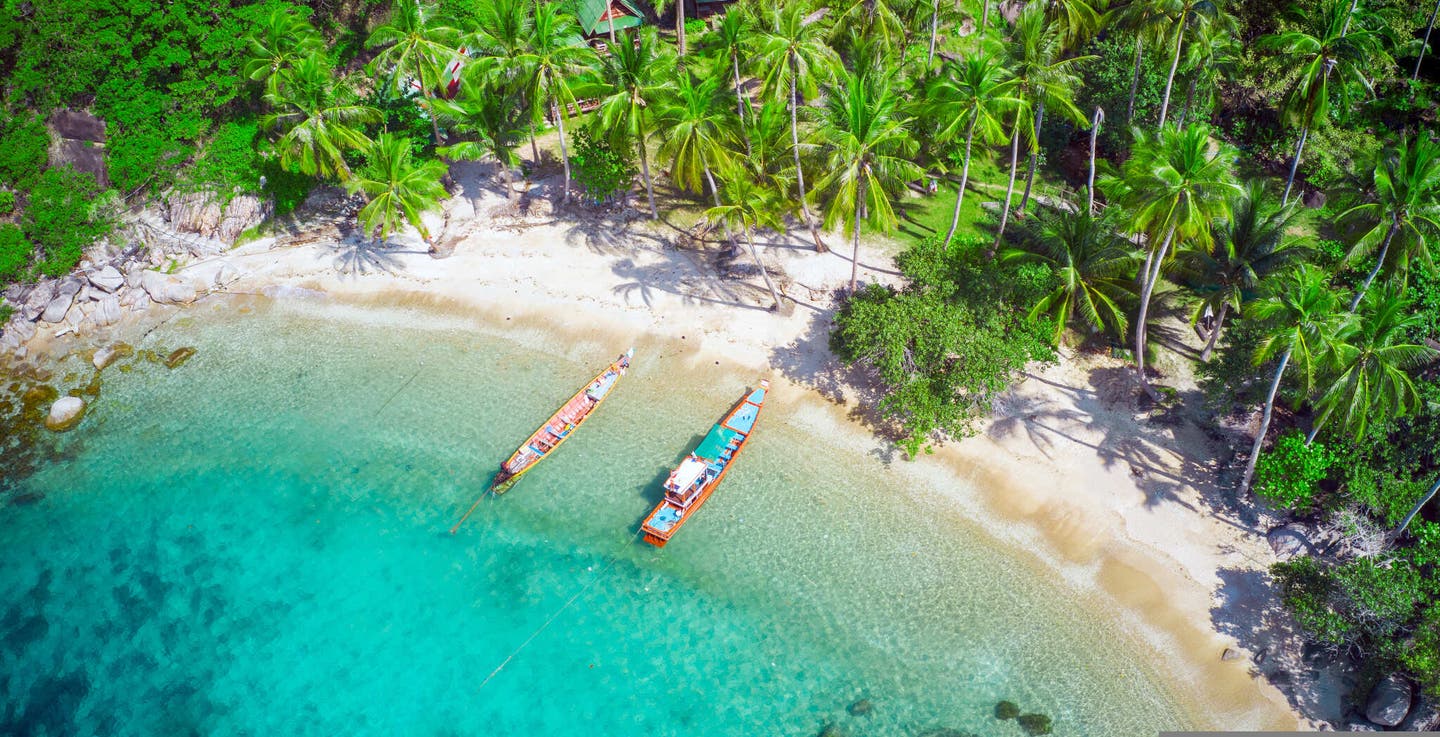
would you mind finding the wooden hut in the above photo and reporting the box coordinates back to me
[574,0,645,44]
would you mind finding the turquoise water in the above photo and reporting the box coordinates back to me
[0,299,1197,736]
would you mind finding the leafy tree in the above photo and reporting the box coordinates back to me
[434,84,527,201]
[588,27,673,220]
[346,133,449,251]
[0,112,50,190]
[569,127,636,202]
[261,53,381,181]
[23,167,113,278]
[811,71,924,291]
[515,1,595,203]
[924,53,1021,247]
[1003,209,1140,345]
[1337,135,1440,311]
[367,0,462,145]
[0,224,31,283]
[1254,430,1334,510]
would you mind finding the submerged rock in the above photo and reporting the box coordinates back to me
[995,701,1021,720]
[164,347,197,369]
[1016,713,1053,736]
[847,699,874,717]
[45,396,85,432]
[1365,673,1414,727]
[93,343,133,371]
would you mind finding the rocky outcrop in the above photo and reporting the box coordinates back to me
[140,270,197,305]
[161,189,272,245]
[45,396,85,432]
[50,110,106,142]
[1267,523,1314,561]
[1400,691,1440,731]
[48,110,109,187]
[1364,674,1414,727]
[88,265,124,293]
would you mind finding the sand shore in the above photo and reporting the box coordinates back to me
[20,166,1319,729]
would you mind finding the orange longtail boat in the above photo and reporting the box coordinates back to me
[640,380,769,547]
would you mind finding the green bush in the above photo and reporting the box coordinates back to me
[1075,33,1166,153]
[571,127,635,202]
[1254,430,1333,511]
[183,119,265,198]
[0,112,51,190]
[23,167,112,278]
[0,190,15,217]
[684,18,706,35]
[0,224,32,282]
[262,160,315,217]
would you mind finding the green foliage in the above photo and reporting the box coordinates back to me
[1273,556,1357,646]
[1075,33,1164,151]
[262,161,313,216]
[183,119,265,197]
[0,112,50,190]
[0,190,15,217]
[994,701,1021,720]
[1254,430,1334,511]
[22,167,112,278]
[1303,125,1384,191]
[571,127,635,202]
[684,18,705,36]
[0,224,32,282]
[1402,607,1440,697]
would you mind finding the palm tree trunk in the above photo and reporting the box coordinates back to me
[980,0,989,33]
[1135,222,1177,397]
[1350,218,1399,311]
[1239,347,1292,495]
[608,14,617,44]
[744,223,784,311]
[676,0,687,56]
[1019,99,1046,218]
[1394,475,1440,539]
[1177,76,1196,128]
[1340,0,1360,35]
[554,100,571,204]
[529,125,541,166]
[1127,36,1144,124]
[1281,124,1310,206]
[1200,300,1227,361]
[1088,107,1104,215]
[502,158,516,201]
[928,0,941,66]
[851,176,868,291]
[637,127,658,219]
[791,67,826,252]
[423,85,442,144]
[733,54,752,155]
[944,116,979,247]
[703,164,739,253]
[991,114,1023,254]
[1414,0,1440,85]
[1157,20,1185,129]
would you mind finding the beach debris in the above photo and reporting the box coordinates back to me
[45,396,85,432]
[1221,647,1244,661]
[1364,673,1414,727]
[164,347,197,369]
[994,700,1021,720]
[1016,712,1053,736]
[846,699,874,717]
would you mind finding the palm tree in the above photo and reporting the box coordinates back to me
[366,0,461,144]
[433,83,527,201]
[590,26,673,220]
[261,53,382,181]
[832,0,908,55]
[1337,135,1440,311]
[1109,0,1171,125]
[243,6,323,93]
[811,71,924,291]
[1415,0,1440,86]
[1258,0,1388,205]
[1109,123,1240,396]
[1155,0,1222,131]
[1047,0,1110,52]
[1173,11,1239,128]
[1395,475,1440,539]
[753,2,841,252]
[516,2,595,203]
[1173,181,1310,361]
[1087,106,1104,214]
[1237,264,1343,495]
[654,73,740,205]
[1002,209,1140,344]
[653,0,690,56]
[1309,284,1437,443]
[705,165,788,310]
[705,8,752,134]
[1008,4,1092,220]
[923,53,1021,247]
[468,0,537,158]
[347,132,449,251]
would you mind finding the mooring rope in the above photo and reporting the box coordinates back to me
[373,362,424,418]
[475,528,647,693]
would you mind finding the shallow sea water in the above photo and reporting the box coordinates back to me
[0,299,1197,736]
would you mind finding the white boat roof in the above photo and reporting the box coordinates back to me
[670,457,708,490]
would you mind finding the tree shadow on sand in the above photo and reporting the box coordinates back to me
[324,231,423,277]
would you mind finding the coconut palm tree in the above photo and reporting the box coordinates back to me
[832,0,909,55]
[1258,0,1388,205]
[1109,0,1172,125]
[468,0,536,157]
[1108,122,1240,396]
[1008,4,1092,220]
[1155,0,1223,131]
[1309,284,1437,443]
[1173,11,1239,128]
[1237,264,1343,495]
[261,53,382,182]
[1087,106,1104,214]
[347,132,449,251]
[1415,0,1440,86]
[654,73,740,204]
[366,0,461,144]
[515,2,595,203]
[924,53,1021,247]
[243,6,323,93]
[433,83,527,201]
[1337,135,1440,311]
[705,165,788,311]
[1047,0,1110,52]
[811,71,924,291]
[753,2,841,251]
[653,0,691,56]
[1173,181,1310,361]
[589,26,673,220]
[704,7,753,133]
[1002,209,1140,344]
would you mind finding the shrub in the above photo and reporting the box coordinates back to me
[1254,430,1333,511]
[0,190,15,217]
[684,18,706,35]
[1075,33,1166,153]
[0,224,32,282]
[0,112,51,190]
[262,160,315,217]
[571,127,635,203]
[23,167,112,278]
[183,119,264,198]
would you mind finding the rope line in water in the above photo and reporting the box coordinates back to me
[448,487,495,535]
[374,363,423,418]
[475,528,646,693]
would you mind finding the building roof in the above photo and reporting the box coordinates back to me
[572,0,645,36]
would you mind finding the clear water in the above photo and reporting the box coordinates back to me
[0,299,1198,736]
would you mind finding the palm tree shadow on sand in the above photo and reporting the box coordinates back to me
[325,231,423,277]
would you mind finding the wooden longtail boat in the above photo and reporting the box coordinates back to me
[451,349,633,533]
[640,380,769,547]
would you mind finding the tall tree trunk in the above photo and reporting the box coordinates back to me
[676,0,687,56]
[529,125,540,166]
[850,175,868,291]
[944,116,979,247]
[1019,99,1046,218]
[991,114,1023,254]
[1127,36,1144,125]
[980,0,989,33]
[744,223,784,311]
[790,66,826,252]
[1200,300,1228,362]
[928,0,941,66]
[1088,107,1104,215]
[637,127,658,219]
[1415,0,1440,86]
[554,100,571,203]
[423,85,442,144]
[1238,347,1292,495]
[1305,418,1324,445]
[1156,19,1185,129]
[502,158,516,201]
[1281,124,1310,206]
[1394,475,1440,539]
[733,54,752,155]
[703,164,739,254]
[608,11,617,44]
[1340,0,1360,35]
[1135,222,1177,398]
[1349,218,1399,311]
[1177,76,1197,128]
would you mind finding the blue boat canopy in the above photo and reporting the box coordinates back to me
[694,425,741,460]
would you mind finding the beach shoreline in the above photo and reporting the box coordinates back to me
[4,173,1318,729]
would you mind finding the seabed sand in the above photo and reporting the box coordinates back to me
[37,166,1321,729]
